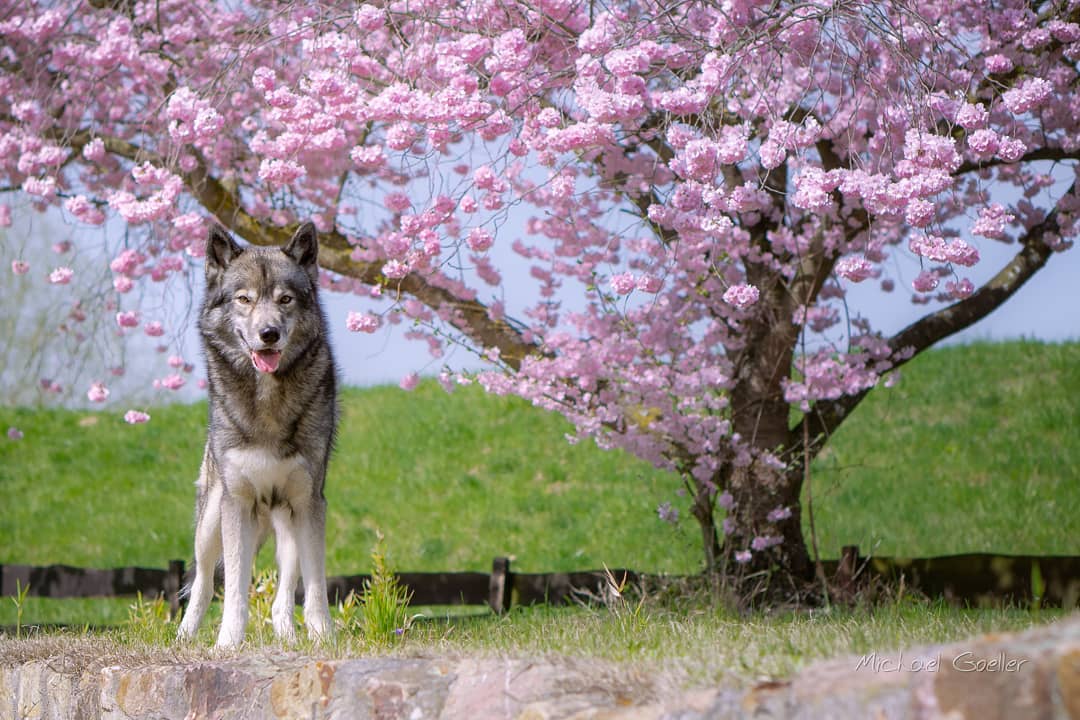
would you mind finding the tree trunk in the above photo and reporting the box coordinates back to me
[689,478,723,574]
[724,462,813,600]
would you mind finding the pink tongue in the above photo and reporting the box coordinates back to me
[252,350,281,373]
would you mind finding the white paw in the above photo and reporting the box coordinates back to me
[272,608,298,643]
[215,621,246,648]
[304,607,333,641]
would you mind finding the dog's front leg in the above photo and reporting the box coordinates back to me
[297,496,333,640]
[270,506,300,643]
[217,491,256,648]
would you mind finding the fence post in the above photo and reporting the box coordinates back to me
[489,557,513,614]
[166,559,185,619]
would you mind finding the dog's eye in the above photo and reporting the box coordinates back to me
[235,294,251,305]
[278,295,293,305]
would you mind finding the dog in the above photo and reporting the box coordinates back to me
[176,222,338,647]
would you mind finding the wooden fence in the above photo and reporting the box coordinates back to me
[2,549,1079,625]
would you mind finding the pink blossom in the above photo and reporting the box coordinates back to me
[124,410,150,424]
[0,205,9,228]
[717,492,735,510]
[715,124,749,163]
[167,355,185,368]
[944,239,979,267]
[82,137,106,162]
[384,193,412,213]
[656,502,679,524]
[792,167,836,211]
[536,108,562,128]
[354,5,384,30]
[466,227,494,252]
[87,381,109,403]
[996,136,1027,162]
[346,311,380,333]
[904,130,961,171]
[11,260,29,275]
[905,198,935,227]
[985,54,1014,73]
[438,371,456,394]
[636,275,662,293]
[609,272,636,295]
[908,235,948,262]
[52,240,72,254]
[23,176,56,198]
[399,372,420,391]
[676,139,721,182]
[972,204,1014,239]
[734,550,753,564]
[258,158,306,186]
[723,284,759,309]
[767,506,792,522]
[114,275,134,293]
[954,103,988,129]
[1002,78,1053,114]
[835,257,875,283]
[116,311,140,328]
[751,535,783,551]
[912,270,939,293]
[382,259,409,279]
[351,145,386,169]
[946,278,975,299]
[158,374,185,390]
[7,426,24,440]
[48,267,74,285]
[966,129,999,156]
[64,194,105,224]
[110,249,144,275]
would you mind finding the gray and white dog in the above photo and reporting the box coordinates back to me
[177,222,338,647]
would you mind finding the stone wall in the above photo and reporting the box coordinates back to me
[3,613,1079,719]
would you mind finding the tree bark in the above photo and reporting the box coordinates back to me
[724,462,813,599]
[689,478,723,575]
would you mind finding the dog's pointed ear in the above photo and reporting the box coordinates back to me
[206,225,242,284]
[283,222,319,283]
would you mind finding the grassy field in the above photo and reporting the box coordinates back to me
[806,340,1080,557]
[1,340,1078,641]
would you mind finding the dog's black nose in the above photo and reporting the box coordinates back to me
[259,326,280,345]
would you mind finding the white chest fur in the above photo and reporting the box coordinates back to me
[222,446,311,507]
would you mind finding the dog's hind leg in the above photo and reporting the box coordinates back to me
[270,506,300,643]
[297,496,333,640]
[177,466,223,641]
[217,490,257,648]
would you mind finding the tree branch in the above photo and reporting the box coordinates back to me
[793,186,1068,456]
[955,146,1079,176]
[60,128,540,370]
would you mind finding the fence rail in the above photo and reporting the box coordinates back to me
[3,549,1079,623]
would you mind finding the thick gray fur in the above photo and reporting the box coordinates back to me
[176,222,338,647]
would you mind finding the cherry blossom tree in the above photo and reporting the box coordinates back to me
[2,0,1077,593]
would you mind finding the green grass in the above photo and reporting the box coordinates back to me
[1,340,1078,635]
[0,382,698,577]
[805,340,1080,558]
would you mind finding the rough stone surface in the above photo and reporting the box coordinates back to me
[3,614,1079,719]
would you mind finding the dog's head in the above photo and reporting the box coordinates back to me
[204,223,320,375]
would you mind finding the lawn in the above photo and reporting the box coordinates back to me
[1,340,1077,675]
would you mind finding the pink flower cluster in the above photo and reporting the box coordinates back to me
[346,311,380,333]
[722,284,759,309]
